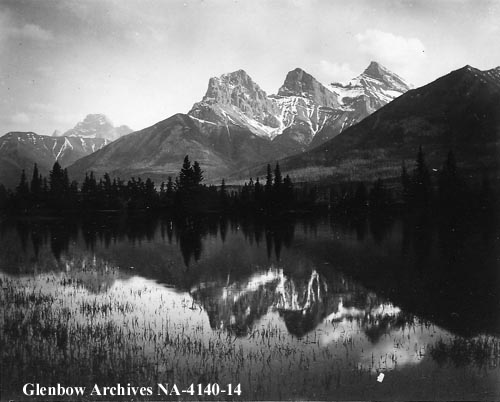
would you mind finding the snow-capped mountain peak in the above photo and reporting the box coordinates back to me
[361,61,412,91]
[61,114,133,141]
[188,62,412,151]
[188,70,281,138]
[328,62,411,112]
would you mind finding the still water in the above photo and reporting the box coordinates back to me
[1,214,499,400]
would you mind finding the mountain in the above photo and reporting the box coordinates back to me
[311,61,411,147]
[189,62,411,154]
[68,113,288,183]
[188,69,281,139]
[262,65,500,182]
[56,114,133,141]
[66,63,409,184]
[269,68,342,153]
[0,132,109,188]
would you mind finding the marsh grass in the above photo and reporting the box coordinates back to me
[1,268,499,400]
[430,336,500,368]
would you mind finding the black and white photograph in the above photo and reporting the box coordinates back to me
[0,0,499,400]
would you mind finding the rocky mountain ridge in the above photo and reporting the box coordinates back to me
[189,62,412,152]
[0,131,109,188]
[260,65,500,182]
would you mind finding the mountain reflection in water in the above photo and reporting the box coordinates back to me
[190,267,409,343]
[1,213,499,399]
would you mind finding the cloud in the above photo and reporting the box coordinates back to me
[15,23,54,41]
[319,61,357,83]
[0,9,53,49]
[11,112,31,125]
[355,29,426,83]
[356,29,426,65]
[0,10,11,51]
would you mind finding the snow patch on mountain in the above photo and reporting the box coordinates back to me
[188,62,412,150]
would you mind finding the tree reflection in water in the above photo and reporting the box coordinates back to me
[2,212,499,351]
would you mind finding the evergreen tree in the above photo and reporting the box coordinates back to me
[273,163,282,189]
[69,180,79,206]
[145,178,157,208]
[16,169,30,199]
[283,174,294,206]
[369,178,391,210]
[193,161,204,186]
[248,177,255,194]
[254,177,263,207]
[62,168,70,192]
[438,150,461,210]
[401,161,411,206]
[166,176,174,202]
[81,171,98,209]
[411,146,432,210]
[30,163,42,197]
[103,173,112,194]
[49,161,65,196]
[241,182,250,204]
[220,179,228,209]
[176,155,205,213]
[42,177,49,195]
[179,155,194,191]
[353,182,368,210]
[159,180,167,208]
[265,164,273,193]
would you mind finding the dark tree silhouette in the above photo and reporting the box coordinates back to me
[179,155,194,190]
[273,163,282,190]
[176,155,205,213]
[30,163,42,199]
[438,150,462,211]
[220,179,228,208]
[265,164,273,193]
[353,182,368,210]
[17,170,29,198]
[411,146,432,211]
[369,178,392,211]
[193,161,204,185]
[401,161,411,207]
[16,169,30,209]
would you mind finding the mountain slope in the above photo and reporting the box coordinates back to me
[268,65,500,182]
[0,132,109,188]
[66,64,412,184]
[68,113,288,183]
[56,114,133,141]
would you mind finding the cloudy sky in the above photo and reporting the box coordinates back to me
[1,0,499,135]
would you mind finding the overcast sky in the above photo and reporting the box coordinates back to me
[1,0,499,135]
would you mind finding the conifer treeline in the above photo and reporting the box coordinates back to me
[0,149,495,215]
[330,147,495,216]
[0,156,299,214]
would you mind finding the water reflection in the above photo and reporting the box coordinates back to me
[2,214,499,336]
[0,213,499,400]
[190,266,415,343]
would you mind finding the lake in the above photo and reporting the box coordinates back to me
[1,213,499,400]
